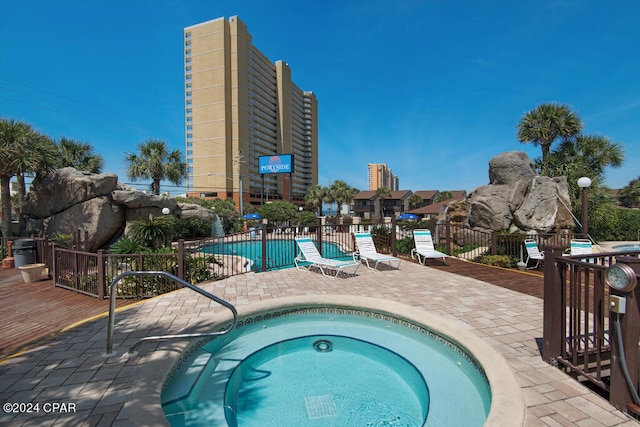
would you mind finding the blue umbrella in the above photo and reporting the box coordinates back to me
[243,213,262,220]
[399,213,419,220]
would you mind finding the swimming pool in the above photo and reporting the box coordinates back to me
[612,243,640,252]
[161,297,523,426]
[200,239,349,270]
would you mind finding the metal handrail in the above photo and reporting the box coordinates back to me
[105,271,238,356]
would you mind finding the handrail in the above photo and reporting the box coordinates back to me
[105,270,238,356]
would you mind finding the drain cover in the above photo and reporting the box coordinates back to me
[305,394,338,419]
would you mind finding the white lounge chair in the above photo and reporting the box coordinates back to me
[353,232,401,270]
[411,229,449,265]
[524,239,544,269]
[570,239,593,256]
[294,237,359,278]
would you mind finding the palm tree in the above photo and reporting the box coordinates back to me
[375,186,392,219]
[619,177,640,208]
[128,213,175,249]
[125,139,186,195]
[330,180,358,217]
[517,103,583,173]
[408,193,423,209]
[57,137,104,173]
[305,184,329,216]
[0,119,57,237]
[433,191,453,203]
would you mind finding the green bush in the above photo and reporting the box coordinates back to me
[477,254,515,268]
[396,236,413,254]
[173,218,213,239]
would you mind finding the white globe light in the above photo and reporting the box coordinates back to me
[577,177,592,188]
[161,207,170,215]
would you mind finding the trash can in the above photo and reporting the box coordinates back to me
[13,238,36,268]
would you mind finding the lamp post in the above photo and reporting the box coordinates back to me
[577,177,592,239]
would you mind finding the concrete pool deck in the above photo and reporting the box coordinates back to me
[1,261,638,426]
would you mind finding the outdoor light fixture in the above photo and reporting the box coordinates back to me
[162,208,170,215]
[577,177,592,238]
[577,177,592,189]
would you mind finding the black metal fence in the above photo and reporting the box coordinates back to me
[6,218,587,299]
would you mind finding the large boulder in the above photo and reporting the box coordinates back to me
[23,167,118,218]
[24,168,220,251]
[467,185,513,231]
[461,151,575,234]
[488,151,536,185]
[513,176,574,232]
[43,197,124,251]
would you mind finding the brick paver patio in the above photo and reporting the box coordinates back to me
[0,261,637,426]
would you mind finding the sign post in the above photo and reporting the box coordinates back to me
[258,154,295,204]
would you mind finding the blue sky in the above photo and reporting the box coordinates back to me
[2,0,639,196]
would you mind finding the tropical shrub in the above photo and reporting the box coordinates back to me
[396,236,413,254]
[173,218,213,239]
[477,254,515,268]
[128,214,175,249]
[108,236,149,254]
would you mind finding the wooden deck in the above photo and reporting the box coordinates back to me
[0,268,136,358]
[427,257,544,299]
[0,258,544,359]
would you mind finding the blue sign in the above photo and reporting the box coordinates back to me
[259,154,294,174]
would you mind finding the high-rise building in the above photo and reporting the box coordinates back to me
[368,164,399,191]
[184,16,318,208]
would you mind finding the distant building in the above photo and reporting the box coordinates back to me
[353,189,412,219]
[408,190,467,220]
[184,16,318,206]
[368,164,399,191]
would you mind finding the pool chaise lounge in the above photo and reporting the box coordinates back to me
[294,237,360,278]
[411,229,449,265]
[353,232,401,270]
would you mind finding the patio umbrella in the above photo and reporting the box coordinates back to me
[399,213,419,220]
[243,213,262,220]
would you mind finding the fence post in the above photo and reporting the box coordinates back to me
[261,220,267,272]
[445,220,451,255]
[317,216,324,256]
[491,230,497,255]
[97,250,105,299]
[390,216,397,256]
[177,240,185,280]
[542,245,563,363]
[609,257,640,411]
[50,242,57,287]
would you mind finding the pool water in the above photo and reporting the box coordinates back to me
[162,310,491,426]
[226,335,429,426]
[612,243,640,252]
[200,240,349,270]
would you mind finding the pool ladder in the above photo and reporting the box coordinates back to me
[104,271,238,357]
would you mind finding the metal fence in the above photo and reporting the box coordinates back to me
[8,218,585,300]
[543,247,640,413]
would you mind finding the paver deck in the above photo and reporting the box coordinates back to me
[0,258,637,426]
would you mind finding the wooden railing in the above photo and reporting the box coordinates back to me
[543,247,640,413]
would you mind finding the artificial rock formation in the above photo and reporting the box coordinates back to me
[23,167,215,252]
[447,151,574,235]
